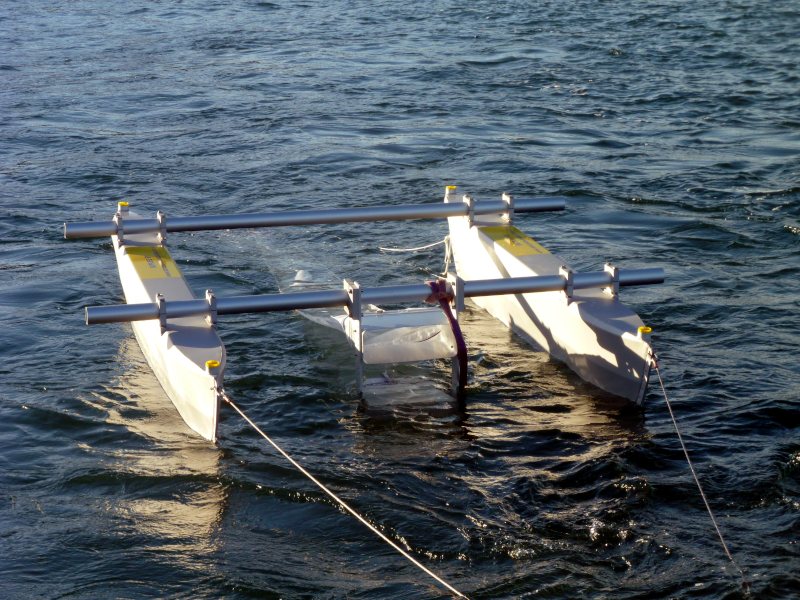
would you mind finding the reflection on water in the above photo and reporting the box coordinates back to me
[74,279,651,596]
[357,302,645,425]
[345,302,647,477]
[83,338,226,567]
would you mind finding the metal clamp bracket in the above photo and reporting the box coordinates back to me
[343,279,363,394]
[344,279,361,319]
[502,193,514,224]
[604,263,619,297]
[463,194,475,227]
[113,214,124,246]
[446,272,465,318]
[157,211,167,245]
[559,265,574,306]
[205,289,217,327]
[156,293,167,334]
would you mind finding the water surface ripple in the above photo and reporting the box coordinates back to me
[1,1,799,598]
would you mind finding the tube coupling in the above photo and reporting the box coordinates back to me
[205,289,217,327]
[156,293,167,334]
[604,263,620,297]
[559,265,574,305]
[157,211,167,245]
[502,193,514,224]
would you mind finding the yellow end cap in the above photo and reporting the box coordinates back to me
[206,360,220,368]
[118,201,129,207]
[446,185,457,190]
[638,326,652,334]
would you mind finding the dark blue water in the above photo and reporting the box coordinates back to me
[2,1,799,598]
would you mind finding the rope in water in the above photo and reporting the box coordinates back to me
[651,353,749,592]
[378,239,448,252]
[221,351,743,594]
[220,390,467,598]
[379,236,454,278]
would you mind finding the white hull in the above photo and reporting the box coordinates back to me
[447,204,651,404]
[112,211,225,441]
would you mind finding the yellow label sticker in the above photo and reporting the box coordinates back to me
[126,247,183,280]
[480,226,550,256]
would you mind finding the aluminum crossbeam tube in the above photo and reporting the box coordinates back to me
[88,302,160,324]
[218,290,349,315]
[85,268,663,325]
[64,197,566,239]
[361,284,433,305]
[463,275,565,297]
[86,290,352,324]
[163,299,208,319]
[618,268,664,287]
[464,268,665,298]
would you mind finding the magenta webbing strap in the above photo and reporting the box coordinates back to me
[425,279,468,391]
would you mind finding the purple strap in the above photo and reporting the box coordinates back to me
[425,279,468,392]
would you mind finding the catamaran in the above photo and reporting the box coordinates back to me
[65,191,749,599]
[64,187,663,442]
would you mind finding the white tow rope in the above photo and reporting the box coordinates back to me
[379,236,454,278]
[378,238,448,253]
[221,390,467,598]
[651,353,749,594]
